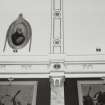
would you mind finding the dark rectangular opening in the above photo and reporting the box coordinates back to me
[64,78,102,105]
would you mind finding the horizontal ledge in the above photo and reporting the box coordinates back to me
[65,72,105,78]
[1,61,105,65]
[0,61,49,65]
[65,60,105,65]
[0,73,50,78]
[1,55,105,65]
[0,72,105,78]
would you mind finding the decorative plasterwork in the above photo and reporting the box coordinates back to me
[0,0,105,79]
[50,75,65,87]
[50,75,65,105]
[0,55,105,78]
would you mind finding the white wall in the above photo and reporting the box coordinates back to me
[65,0,105,55]
[0,0,50,55]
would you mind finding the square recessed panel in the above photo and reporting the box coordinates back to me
[64,0,105,55]
[0,0,50,55]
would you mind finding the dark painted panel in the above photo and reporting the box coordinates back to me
[64,78,101,105]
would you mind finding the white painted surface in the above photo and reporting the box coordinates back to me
[0,0,105,56]
[65,0,105,55]
[0,0,50,55]
[0,0,105,77]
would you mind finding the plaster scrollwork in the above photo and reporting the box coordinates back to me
[21,65,32,70]
[0,65,6,71]
[49,60,65,87]
[83,64,93,70]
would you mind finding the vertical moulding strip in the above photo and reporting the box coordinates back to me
[54,0,61,10]
[54,19,61,39]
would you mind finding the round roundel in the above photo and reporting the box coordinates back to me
[7,14,32,50]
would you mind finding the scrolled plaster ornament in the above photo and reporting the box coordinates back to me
[3,14,32,52]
